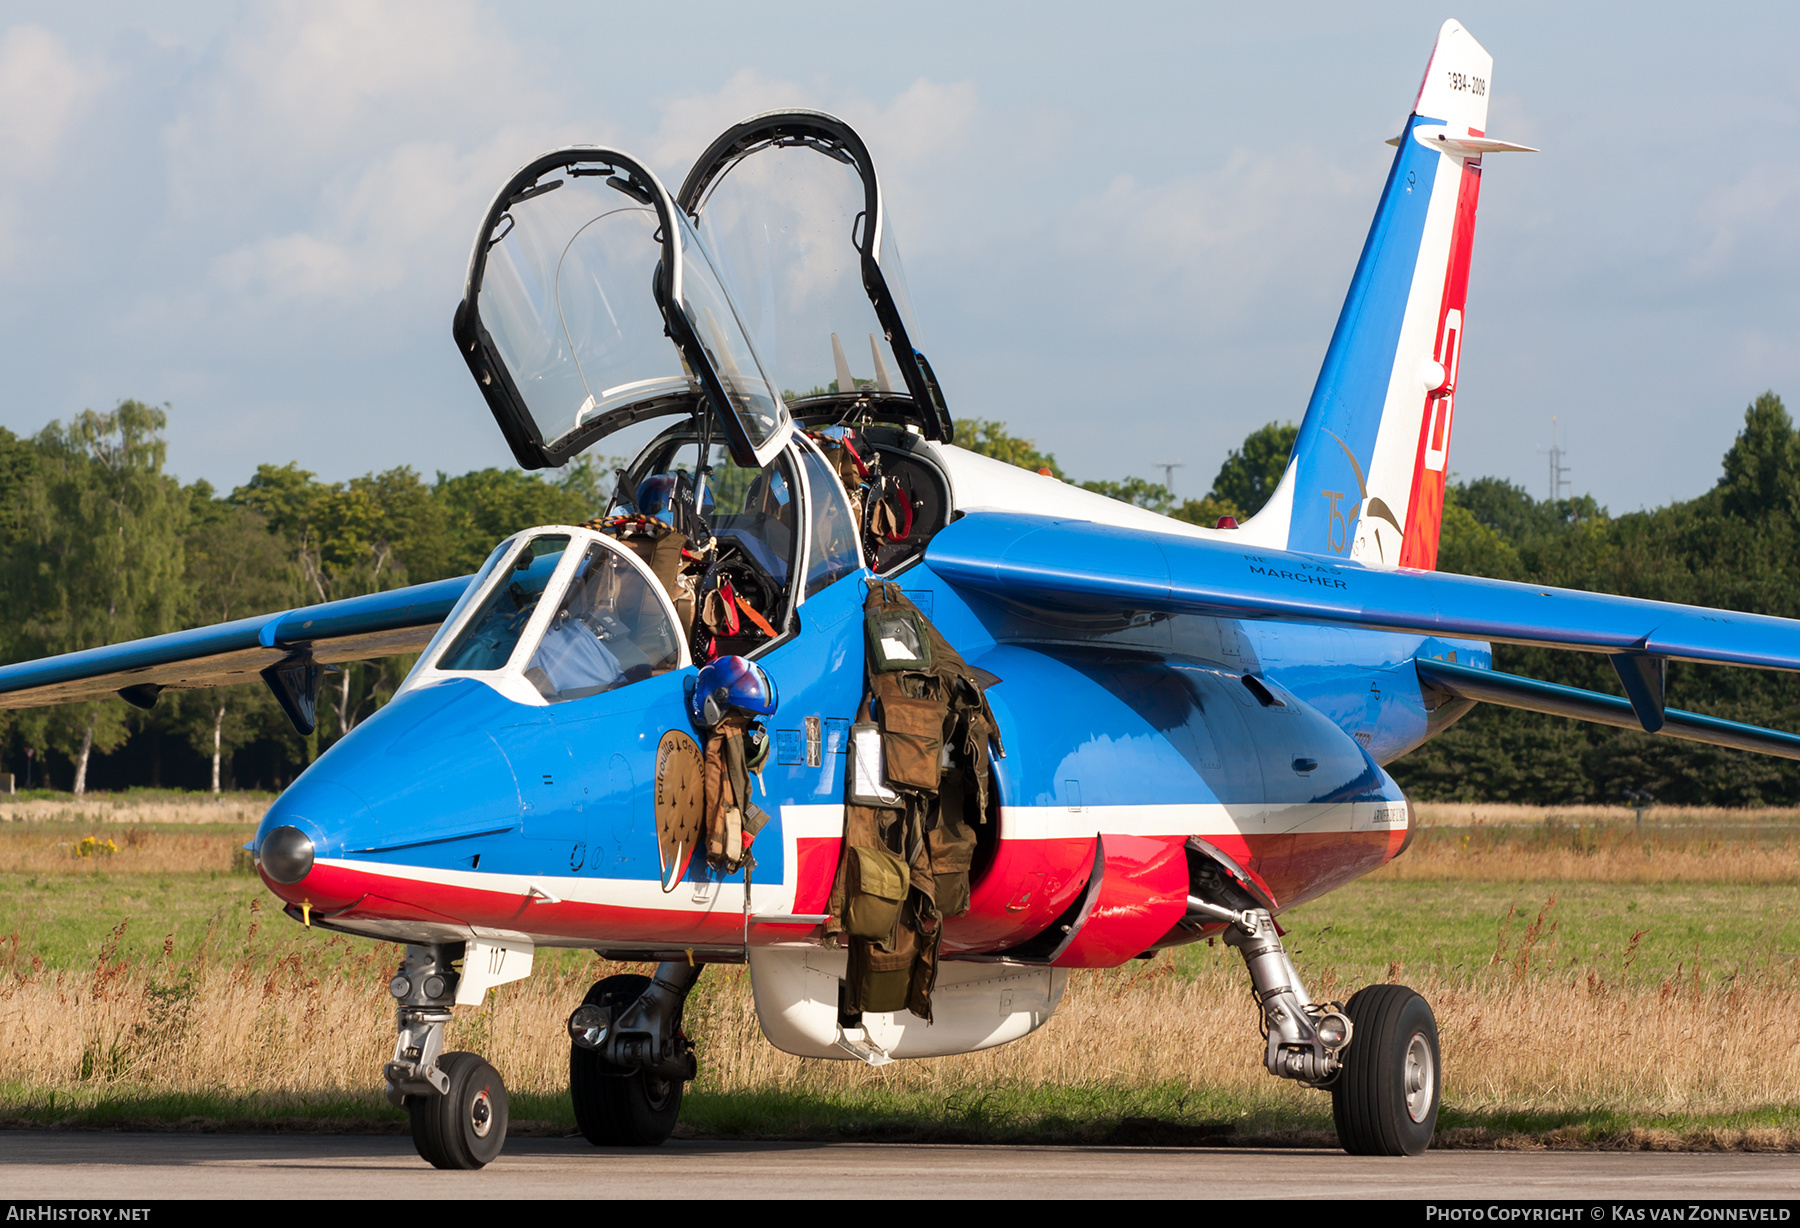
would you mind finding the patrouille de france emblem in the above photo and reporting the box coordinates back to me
[654,730,705,892]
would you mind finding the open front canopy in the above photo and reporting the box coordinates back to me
[678,111,951,441]
[454,147,791,470]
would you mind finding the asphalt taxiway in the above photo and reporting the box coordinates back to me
[2,1133,1798,1199]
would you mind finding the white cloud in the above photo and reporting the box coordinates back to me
[5,3,1793,511]
[0,24,100,176]
[161,0,564,227]
[176,0,549,155]
[647,69,822,180]
[853,78,981,173]
[1688,160,1800,278]
[0,24,104,271]
[643,71,988,248]
[1046,148,1371,339]
[124,2,594,352]
[203,127,581,315]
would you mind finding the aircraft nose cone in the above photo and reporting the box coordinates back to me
[258,824,315,884]
[255,777,368,909]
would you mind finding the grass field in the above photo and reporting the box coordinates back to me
[2,794,1797,1149]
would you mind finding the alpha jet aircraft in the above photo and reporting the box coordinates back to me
[6,21,1800,1168]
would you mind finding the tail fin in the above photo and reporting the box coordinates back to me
[1245,20,1534,570]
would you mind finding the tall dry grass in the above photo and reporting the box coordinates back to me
[4,916,1796,1127]
[0,796,269,827]
[4,797,1798,1139]
[8,798,1800,882]
[1413,803,1800,827]
[0,793,265,875]
[1382,812,1800,884]
[0,824,250,875]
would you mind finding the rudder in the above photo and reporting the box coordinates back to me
[1246,20,1533,570]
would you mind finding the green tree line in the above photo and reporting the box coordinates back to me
[1399,393,1800,805]
[959,398,1800,806]
[3,398,1796,805]
[0,402,611,793]
[956,417,1297,525]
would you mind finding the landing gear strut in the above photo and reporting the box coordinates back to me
[385,942,511,1170]
[566,961,702,1146]
[1189,862,1441,1156]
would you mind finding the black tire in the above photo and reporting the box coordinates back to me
[569,974,686,1146]
[1330,984,1440,1156]
[408,1051,509,1170]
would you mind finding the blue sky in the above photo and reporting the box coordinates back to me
[2,2,1796,511]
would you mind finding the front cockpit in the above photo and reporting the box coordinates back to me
[404,526,688,707]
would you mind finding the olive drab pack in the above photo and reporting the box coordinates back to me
[827,582,1004,1019]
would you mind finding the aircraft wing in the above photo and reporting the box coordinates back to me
[925,512,1800,673]
[0,576,472,710]
[1413,657,1800,761]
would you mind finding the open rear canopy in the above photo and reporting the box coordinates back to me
[678,111,951,440]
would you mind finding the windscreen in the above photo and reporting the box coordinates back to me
[692,142,919,405]
[478,171,691,456]
[523,542,681,702]
[437,535,571,672]
[399,537,519,690]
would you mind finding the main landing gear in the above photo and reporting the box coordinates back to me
[1188,862,1441,1156]
[566,961,702,1146]
[385,943,511,1170]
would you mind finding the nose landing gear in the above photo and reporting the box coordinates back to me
[385,942,513,1170]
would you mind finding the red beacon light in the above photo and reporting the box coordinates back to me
[1215,516,1240,530]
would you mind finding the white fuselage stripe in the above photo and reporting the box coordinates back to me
[322,800,1404,917]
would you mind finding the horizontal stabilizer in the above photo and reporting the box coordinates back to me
[1390,131,1538,156]
[924,513,1800,674]
[1415,131,1537,157]
[1416,657,1800,761]
[0,575,472,710]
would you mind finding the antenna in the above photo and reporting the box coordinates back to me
[1155,461,1184,494]
[1538,417,1571,504]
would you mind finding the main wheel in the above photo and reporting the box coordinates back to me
[408,1051,509,1170]
[570,974,686,1146]
[1330,984,1440,1156]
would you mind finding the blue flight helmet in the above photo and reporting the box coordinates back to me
[689,655,778,728]
[635,474,678,525]
[636,470,712,532]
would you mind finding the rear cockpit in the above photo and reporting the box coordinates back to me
[661,110,961,579]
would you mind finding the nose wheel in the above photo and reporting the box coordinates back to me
[1330,984,1441,1156]
[407,1051,510,1170]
